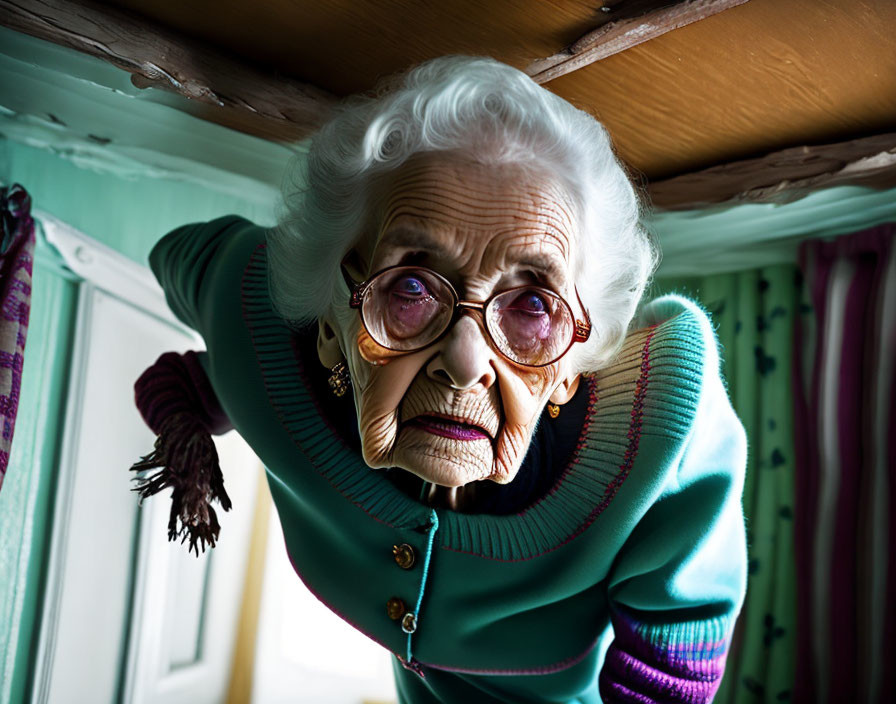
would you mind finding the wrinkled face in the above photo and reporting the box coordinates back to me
[327,154,583,487]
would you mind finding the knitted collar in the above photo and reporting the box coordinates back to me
[243,244,703,561]
[291,321,591,517]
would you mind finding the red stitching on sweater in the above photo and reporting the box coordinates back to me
[240,244,406,530]
[283,545,401,653]
[242,242,661,561]
[287,542,592,678]
[602,324,656,507]
[439,323,659,562]
[534,375,599,505]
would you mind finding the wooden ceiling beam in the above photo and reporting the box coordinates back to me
[647,133,896,210]
[526,0,752,84]
[1,0,337,142]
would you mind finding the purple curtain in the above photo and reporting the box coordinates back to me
[0,184,35,491]
[793,224,895,704]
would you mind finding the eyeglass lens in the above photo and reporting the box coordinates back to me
[360,267,575,366]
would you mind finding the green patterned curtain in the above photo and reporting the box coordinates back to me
[652,264,801,703]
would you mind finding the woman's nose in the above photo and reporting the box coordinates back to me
[426,314,497,390]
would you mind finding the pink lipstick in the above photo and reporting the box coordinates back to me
[408,416,490,441]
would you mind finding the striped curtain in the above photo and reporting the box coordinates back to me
[0,184,35,490]
[792,224,895,704]
[652,266,800,703]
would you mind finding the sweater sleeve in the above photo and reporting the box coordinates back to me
[148,215,259,337]
[129,216,263,552]
[599,298,748,703]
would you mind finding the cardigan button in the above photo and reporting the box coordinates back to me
[392,543,416,569]
[401,612,417,634]
[386,597,407,621]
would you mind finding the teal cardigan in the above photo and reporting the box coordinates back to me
[150,216,747,703]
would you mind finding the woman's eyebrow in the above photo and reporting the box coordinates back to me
[381,226,568,287]
[379,226,451,259]
[515,254,562,275]
[510,246,569,288]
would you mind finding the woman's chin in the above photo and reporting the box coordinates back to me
[391,425,496,488]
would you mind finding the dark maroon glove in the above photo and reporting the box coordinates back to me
[131,351,234,555]
[134,351,232,435]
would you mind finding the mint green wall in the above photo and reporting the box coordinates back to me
[5,140,277,265]
[0,138,279,704]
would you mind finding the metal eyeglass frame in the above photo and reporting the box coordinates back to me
[342,264,592,368]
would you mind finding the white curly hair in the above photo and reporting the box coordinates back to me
[268,56,659,372]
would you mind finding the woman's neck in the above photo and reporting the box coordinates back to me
[420,482,479,512]
[294,325,589,515]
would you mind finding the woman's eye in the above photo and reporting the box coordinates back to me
[393,276,428,297]
[383,273,440,340]
[508,291,548,314]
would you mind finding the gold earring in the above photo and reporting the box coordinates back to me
[546,402,560,419]
[328,361,351,397]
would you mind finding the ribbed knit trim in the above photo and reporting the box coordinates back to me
[599,609,732,703]
[242,245,707,561]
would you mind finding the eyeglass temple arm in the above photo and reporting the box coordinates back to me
[341,264,364,309]
[572,287,592,343]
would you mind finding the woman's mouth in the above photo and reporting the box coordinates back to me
[406,415,491,441]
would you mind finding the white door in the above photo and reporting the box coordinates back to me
[32,215,258,704]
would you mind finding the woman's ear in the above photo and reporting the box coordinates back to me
[549,373,581,405]
[317,317,343,369]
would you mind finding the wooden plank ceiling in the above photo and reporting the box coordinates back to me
[6,0,896,207]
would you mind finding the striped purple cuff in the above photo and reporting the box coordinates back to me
[599,610,730,703]
[134,351,232,435]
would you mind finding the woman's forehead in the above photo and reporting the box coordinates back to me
[381,155,576,224]
[369,155,579,277]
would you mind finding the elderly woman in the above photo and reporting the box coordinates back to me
[133,57,746,703]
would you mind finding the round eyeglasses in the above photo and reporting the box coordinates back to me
[344,265,591,367]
